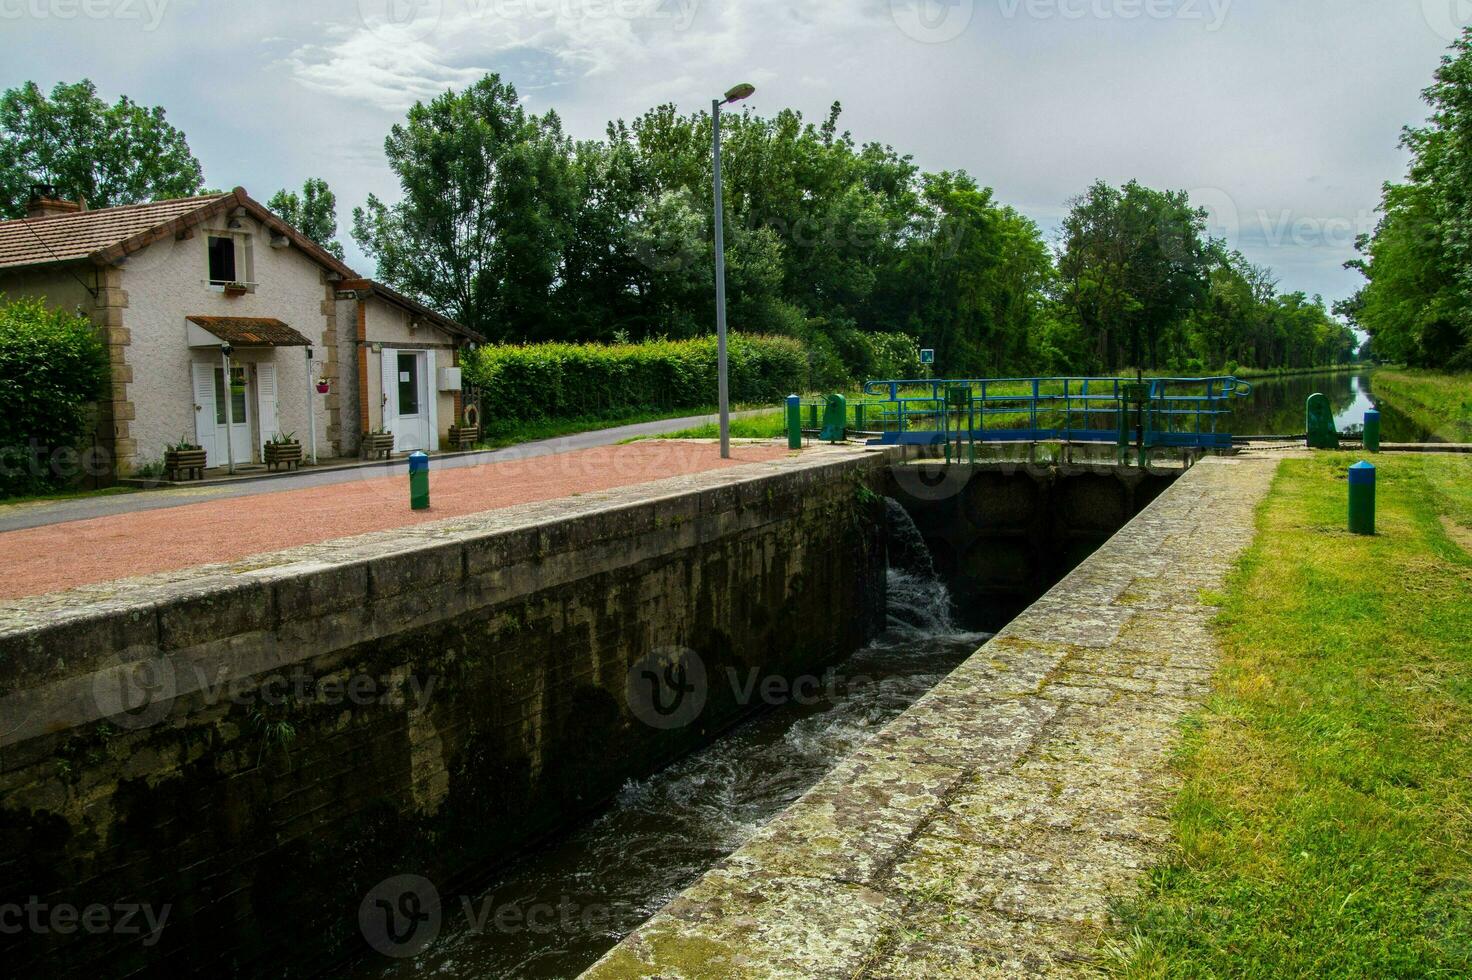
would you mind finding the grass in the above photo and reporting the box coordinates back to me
[1370,369,1472,442]
[1107,452,1472,978]
[644,411,788,441]
[475,404,762,449]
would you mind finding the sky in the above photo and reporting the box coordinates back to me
[3,0,1465,310]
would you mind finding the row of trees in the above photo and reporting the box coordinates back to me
[2,77,1356,384]
[1341,31,1472,369]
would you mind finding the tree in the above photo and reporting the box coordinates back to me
[1347,30,1472,368]
[1054,180,1215,372]
[0,80,204,217]
[352,75,578,341]
[268,178,345,260]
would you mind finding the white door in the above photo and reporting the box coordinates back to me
[382,349,432,452]
[214,363,253,464]
[191,363,219,466]
[256,363,280,455]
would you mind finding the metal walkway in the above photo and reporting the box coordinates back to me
[852,376,1253,453]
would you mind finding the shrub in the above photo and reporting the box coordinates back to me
[464,334,808,425]
[0,295,108,496]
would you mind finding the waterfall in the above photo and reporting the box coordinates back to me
[884,497,954,635]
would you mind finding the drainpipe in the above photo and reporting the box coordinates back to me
[220,343,236,475]
[305,346,319,464]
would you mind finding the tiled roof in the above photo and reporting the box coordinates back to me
[0,187,357,280]
[187,315,312,347]
[0,194,230,271]
[338,277,486,344]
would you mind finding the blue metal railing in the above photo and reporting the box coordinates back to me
[860,376,1253,450]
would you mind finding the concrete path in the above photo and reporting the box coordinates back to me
[0,409,770,533]
[582,455,1280,978]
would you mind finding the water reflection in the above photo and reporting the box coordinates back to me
[1230,372,1435,442]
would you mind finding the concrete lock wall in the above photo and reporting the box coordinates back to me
[0,454,888,977]
[888,461,1177,630]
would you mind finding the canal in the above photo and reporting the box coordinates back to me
[1230,370,1437,441]
[349,506,987,979]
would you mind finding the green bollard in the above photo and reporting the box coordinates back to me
[1363,408,1381,453]
[1306,393,1339,449]
[820,394,847,443]
[409,451,430,510]
[786,394,802,450]
[1348,461,1375,535]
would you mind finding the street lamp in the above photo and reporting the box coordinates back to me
[712,82,755,459]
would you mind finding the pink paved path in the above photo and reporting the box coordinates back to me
[0,442,789,601]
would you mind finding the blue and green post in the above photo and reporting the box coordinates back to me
[409,451,430,510]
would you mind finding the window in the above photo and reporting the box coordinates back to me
[214,366,248,425]
[207,236,236,284]
[397,353,420,415]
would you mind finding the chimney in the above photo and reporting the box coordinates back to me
[26,184,83,220]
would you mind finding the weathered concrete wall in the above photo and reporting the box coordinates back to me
[887,460,1176,629]
[581,456,1277,978]
[0,450,888,977]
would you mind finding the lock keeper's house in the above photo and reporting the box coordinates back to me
[0,186,483,477]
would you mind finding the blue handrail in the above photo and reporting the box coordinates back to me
[858,376,1253,449]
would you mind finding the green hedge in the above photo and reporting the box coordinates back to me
[465,334,808,424]
[0,295,109,495]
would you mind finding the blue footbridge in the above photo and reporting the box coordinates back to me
[794,376,1255,460]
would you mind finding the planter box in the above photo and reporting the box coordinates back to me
[265,441,304,472]
[448,424,480,450]
[223,283,249,297]
[165,448,207,481]
[361,433,395,460]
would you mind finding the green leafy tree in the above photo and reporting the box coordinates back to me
[0,80,204,217]
[268,178,345,260]
[1055,180,1215,372]
[0,295,109,495]
[352,75,577,341]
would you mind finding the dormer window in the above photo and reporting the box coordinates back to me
[208,235,236,283]
[206,231,255,291]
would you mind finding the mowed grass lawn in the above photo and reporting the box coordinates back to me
[1110,452,1472,977]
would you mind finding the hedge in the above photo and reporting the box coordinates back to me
[465,334,808,424]
[0,295,109,496]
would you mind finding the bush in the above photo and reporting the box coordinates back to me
[465,334,808,425]
[0,295,108,496]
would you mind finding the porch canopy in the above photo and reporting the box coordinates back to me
[186,315,311,348]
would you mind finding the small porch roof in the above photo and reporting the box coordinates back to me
[187,315,312,348]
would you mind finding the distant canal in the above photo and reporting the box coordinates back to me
[1230,371,1436,441]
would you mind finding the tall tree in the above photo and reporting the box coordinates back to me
[1346,29,1472,368]
[268,178,345,260]
[0,79,204,217]
[352,75,577,341]
[1055,180,1214,372]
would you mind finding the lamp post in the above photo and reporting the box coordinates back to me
[712,82,755,459]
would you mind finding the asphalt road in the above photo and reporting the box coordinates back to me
[0,409,771,533]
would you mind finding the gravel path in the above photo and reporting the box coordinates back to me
[0,441,788,600]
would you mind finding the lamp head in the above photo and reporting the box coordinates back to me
[220,342,234,358]
[723,83,756,104]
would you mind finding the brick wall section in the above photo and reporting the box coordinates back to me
[0,450,889,978]
[320,274,342,454]
[356,299,370,438]
[92,265,135,476]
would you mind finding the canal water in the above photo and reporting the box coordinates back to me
[351,505,987,980]
[1228,371,1436,441]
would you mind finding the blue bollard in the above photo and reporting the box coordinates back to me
[409,451,430,510]
[1363,408,1381,453]
[1348,461,1375,535]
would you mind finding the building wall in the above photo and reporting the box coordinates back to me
[118,213,336,466]
[358,296,461,444]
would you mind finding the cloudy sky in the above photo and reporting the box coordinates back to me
[4,0,1464,307]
